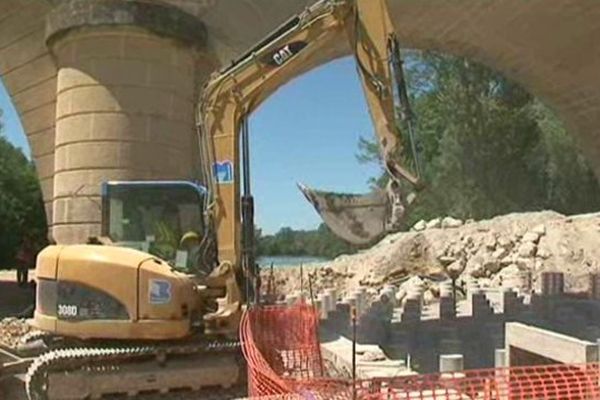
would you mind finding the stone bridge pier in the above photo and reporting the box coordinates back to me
[46,2,207,243]
[1,0,599,244]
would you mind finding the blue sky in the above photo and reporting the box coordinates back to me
[0,78,27,153]
[1,57,381,234]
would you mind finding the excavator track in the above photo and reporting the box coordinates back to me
[25,340,244,400]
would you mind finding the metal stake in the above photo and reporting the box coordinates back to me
[352,306,357,400]
[308,272,315,305]
[300,263,304,302]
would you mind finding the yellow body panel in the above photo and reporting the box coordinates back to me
[56,245,148,320]
[138,259,196,322]
[33,245,196,340]
[36,245,62,280]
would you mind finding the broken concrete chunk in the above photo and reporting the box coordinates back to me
[426,218,442,229]
[536,248,551,259]
[517,242,537,258]
[532,224,546,236]
[483,259,502,274]
[522,231,541,243]
[492,247,509,260]
[497,236,513,249]
[442,216,464,228]
[412,219,427,231]
[438,255,457,266]
[447,259,466,276]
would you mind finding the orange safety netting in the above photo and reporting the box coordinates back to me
[241,304,600,399]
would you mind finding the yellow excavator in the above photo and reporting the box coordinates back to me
[23,0,421,398]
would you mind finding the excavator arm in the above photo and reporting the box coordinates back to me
[300,0,422,245]
[197,0,421,277]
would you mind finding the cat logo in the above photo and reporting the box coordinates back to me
[261,41,308,67]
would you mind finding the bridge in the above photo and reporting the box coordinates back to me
[1,0,599,243]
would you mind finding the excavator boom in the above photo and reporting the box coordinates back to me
[199,0,421,269]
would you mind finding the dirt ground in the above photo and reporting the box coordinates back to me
[0,270,35,318]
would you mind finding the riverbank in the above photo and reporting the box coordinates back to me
[257,255,328,268]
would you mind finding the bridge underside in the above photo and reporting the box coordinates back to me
[1,0,599,243]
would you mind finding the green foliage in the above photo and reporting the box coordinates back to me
[256,223,356,259]
[358,51,600,224]
[0,129,48,268]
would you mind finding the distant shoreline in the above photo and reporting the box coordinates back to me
[257,255,329,268]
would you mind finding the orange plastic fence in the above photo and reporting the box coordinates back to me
[241,304,600,399]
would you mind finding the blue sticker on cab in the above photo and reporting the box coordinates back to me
[149,279,172,304]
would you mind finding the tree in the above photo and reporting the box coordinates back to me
[0,117,48,268]
[357,51,600,225]
[256,224,356,259]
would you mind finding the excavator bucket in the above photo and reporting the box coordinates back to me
[298,183,390,246]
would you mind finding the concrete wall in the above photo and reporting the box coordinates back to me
[506,322,599,365]
[1,0,600,242]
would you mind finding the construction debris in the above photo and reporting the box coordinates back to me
[0,318,31,349]
[263,211,600,299]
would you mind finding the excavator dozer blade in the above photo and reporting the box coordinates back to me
[298,183,390,246]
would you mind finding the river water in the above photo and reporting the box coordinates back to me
[257,255,328,268]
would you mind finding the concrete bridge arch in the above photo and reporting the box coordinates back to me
[0,0,598,243]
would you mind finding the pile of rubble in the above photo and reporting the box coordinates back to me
[0,318,31,349]
[264,211,600,301]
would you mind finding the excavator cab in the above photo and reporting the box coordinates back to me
[101,181,211,272]
[32,180,239,342]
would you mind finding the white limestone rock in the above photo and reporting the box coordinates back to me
[517,242,537,258]
[442,216,464,229]
[412,219,427,231]
[532,224,546,236]
[492,247,509,260]
[522,231,541,243]
[426,218,442,229]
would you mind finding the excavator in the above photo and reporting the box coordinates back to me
[19,0,421,398]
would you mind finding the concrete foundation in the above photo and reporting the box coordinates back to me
[317,274,600,373]
[439,354,463,373]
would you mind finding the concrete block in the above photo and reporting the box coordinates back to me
[401,298,421,323]
[28,128,55,159]
[471,293,493,318]
[0,4,47,50]
[440,281,453,298]
[439,354,463,372]
[541,272,564,296]
[495,349,508,368]
[12,77,56,114]
[2,54,56,96]
[506,322,599,365]
[439,297,455,320]
[52,223,100,245]
[0,28,47,75]
[589,274,600,300]
[20,102,55,134]
[123,33,185,65]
